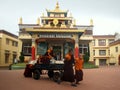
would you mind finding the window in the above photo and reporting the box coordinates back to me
[98,39,106,46]
[22,42,32,55]
[93,39,95,46]
[79,44,88,54]
[5,50,10,63]
[23,46,31,55]
[13,51,17,62]
[61,14,64,17]
[93,50,95,56]
[6,38,9,45]
[83,48,87,54]
[12,41,18,47]
[84,44,87,47]
[108,39,114,44]
[79,48,82,54]
[115,47,118,52]
[12,41,14,46]
[15,42,18,47]
[79,44,82,47]
[55,14,60,17]
[50,14,54,17]
[99,50,106,55]
[108,50,110,55]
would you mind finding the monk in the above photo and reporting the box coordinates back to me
[39,47,53,64]
[44,47,53,59]
[62,49,77,87]
[75,54,84,84]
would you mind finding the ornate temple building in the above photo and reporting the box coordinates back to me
[18,2,93,61]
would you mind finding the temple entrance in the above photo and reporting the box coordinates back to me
[53,46,61,60]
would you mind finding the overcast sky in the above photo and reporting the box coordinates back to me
[0,0,120,35]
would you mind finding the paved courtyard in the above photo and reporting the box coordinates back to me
[0,66,120,90]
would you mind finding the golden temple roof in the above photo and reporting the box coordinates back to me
[46,2,68,13]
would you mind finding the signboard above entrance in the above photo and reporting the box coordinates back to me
[39,33,72,38]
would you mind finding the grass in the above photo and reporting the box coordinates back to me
[12,63,27,66]
[83,62,99,69]
[10,63,27,70]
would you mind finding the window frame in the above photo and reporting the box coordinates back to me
[99,50,106,56]
[98,39,106,46]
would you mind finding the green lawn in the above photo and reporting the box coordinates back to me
[10,63,27,70]
[12,63,27,66]
[83,62,99,69]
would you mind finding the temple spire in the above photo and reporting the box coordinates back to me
[55,1,59,9]
[37,18,40,25]
[73,19,76,25]
[19,17,22,24]
[70,12,72,17]
[90,19,93,26]
[46,1,68,13]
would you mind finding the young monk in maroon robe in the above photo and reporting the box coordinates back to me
[75,54,84,84]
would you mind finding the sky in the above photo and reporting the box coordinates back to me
[0,0,120,35]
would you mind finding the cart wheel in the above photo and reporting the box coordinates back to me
[48,70,54,78]
[53,72,61,84]
[33,70,40,80]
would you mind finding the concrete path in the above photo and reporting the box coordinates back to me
[0,66,120,90]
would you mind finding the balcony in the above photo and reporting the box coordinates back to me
[80,35,93,41]
[19,33,32,39]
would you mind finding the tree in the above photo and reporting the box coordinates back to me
[83,52,89,63]
[19,52,24,63]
